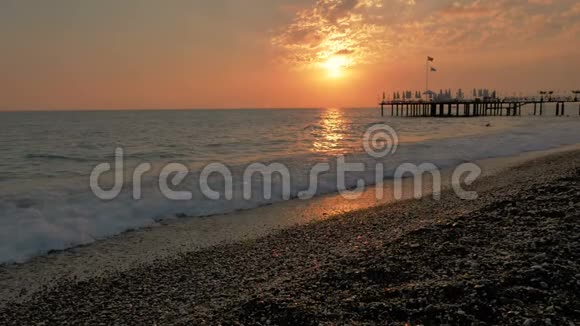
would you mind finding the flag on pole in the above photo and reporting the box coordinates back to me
[430,67,437,72]
[427,56,434,62]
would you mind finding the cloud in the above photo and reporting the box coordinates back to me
[273,0,580,69]
[335,48,356,55]
[439,1,498,19]
[271,0,394,69]
[528,0,553,5]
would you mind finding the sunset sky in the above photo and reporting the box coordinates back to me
[1,0,579,110]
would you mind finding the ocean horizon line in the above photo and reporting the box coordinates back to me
[0,107,378,113]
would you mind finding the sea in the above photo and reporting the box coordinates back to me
[1,107,579,263]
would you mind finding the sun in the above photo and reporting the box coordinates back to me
[322,55,350,78]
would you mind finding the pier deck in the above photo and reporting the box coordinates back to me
[379,97,580,118]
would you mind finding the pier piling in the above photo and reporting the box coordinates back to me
[562,102,565,116]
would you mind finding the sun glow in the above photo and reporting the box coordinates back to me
[322,56,351,78]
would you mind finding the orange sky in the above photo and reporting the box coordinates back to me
[1,0,579,110]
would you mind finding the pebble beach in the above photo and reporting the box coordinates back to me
[1,150,579,325]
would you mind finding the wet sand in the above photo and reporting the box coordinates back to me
[1,147,580,324]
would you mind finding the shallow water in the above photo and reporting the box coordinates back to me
[0,108,579,263]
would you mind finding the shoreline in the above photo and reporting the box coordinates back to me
[1,147,579,323]
[1,144,580,307]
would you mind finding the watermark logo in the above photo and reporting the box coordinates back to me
[89,124,481,202]
[363,124,398,158]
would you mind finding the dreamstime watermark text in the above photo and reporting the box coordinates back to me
[90,124,481,202]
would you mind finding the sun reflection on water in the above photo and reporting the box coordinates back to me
[309,108,352,154]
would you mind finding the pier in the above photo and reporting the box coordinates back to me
[379,92,580,118]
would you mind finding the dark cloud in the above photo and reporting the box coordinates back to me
[335,49,356,55]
